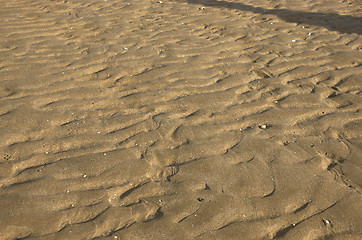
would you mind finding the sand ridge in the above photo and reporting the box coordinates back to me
[0,0,361,239]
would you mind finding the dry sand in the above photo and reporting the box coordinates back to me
[0,0,361,239]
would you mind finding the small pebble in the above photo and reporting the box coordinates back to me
[322,219,332,226]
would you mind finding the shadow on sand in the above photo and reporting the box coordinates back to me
[184,0,362,35]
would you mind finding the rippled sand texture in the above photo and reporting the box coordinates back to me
[0,0,361,239]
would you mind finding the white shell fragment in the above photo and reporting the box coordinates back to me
[259,124,267,129]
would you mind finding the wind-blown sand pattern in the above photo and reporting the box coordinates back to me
[0,0,361,239]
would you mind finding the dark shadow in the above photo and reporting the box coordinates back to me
[184,0,362,35]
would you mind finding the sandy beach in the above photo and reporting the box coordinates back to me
[0,0,361,239]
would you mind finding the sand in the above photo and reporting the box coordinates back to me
[0,0,361,239]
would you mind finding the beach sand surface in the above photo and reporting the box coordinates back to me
[0,0,361,239]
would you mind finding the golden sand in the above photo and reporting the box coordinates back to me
[0,0,361,239]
